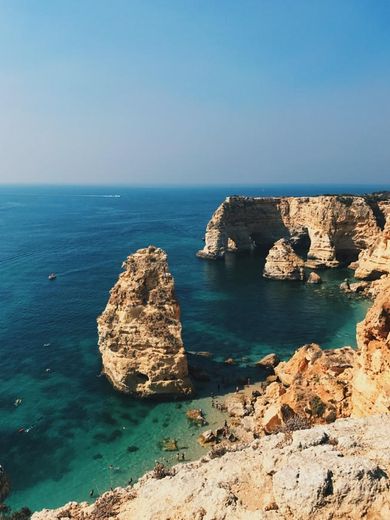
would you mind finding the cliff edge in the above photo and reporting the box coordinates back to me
[197,194,386,268]
[32,415,390,520]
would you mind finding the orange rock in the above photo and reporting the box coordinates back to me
[352,277,390,416]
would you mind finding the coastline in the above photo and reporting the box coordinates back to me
[1,187,389,516]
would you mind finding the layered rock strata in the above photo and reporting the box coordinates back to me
[33,415,390,520]
[355,201,390,279]
[352,277,390,416]
[97,246,192,398]
[263,239,304,280]
[198,194,386,267]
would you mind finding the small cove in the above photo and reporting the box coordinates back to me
[0,185,373,511]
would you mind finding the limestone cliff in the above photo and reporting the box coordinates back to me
[97,246,192,398]
[355,201,390,279]
[352,277,390,416]
[32,415,390,520]
[263,239,304,280]
[197,194,386,267]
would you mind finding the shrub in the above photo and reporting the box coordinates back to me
[310,395,326,417]
[152,462,174,479]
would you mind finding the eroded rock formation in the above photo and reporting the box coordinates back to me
[355,201,390,279]
[352,277,390,416]
[263,238,305,280]
[226,276,390,436]
[33,415,390,520]
[198,194,386,267]
[226,344,355,436]
[97,246,192,398]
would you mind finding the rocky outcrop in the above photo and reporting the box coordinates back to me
[198,194,386,267]
[33,415,390,520]
[355,201,390,279]
[255,353,280,369]
[263,239,304,280]
[352,277,390,416]
[255,344,354,434]
[307,272,322,284]
[97,246,192,398]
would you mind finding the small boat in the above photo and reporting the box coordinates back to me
[48,273,57,280]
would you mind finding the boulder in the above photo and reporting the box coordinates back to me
[307,272,322,284]
[255,353,280,369]
[198,430,215,445]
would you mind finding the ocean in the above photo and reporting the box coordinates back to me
[0,184,384,512]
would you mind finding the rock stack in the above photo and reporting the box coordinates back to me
[97,246,192,398]
[263,239,305,280]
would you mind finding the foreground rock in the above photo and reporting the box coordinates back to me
[33,415,390,520]
[352,277,390,416]
[97,246,192,398]
[263,239,304,280]
[256,344,355,434]
[197,194,386,267]
[355,200,390,279]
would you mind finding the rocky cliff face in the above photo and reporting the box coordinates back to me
[352,277,390,416]
[263,239,304,280]
[355,201,390,279]
[33,415,390,520]
[225,344,355,437]
[97,246,192,398]
[197,195,385,267]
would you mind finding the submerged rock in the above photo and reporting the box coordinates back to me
[97,246,192,398]
[263,239,304,280]
[186,409,207,425]
[0,465,10,502]
[160,438,178,452]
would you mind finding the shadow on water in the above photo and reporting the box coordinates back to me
[187,353,268,398]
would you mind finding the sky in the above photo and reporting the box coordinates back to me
[0,0,389,185]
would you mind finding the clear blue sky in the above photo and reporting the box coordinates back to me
[0,0,389,185]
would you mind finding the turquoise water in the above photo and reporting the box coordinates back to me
[0,184,378,512]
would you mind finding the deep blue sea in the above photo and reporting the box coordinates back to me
[1,184,386,512]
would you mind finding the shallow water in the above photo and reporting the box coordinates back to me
[0,184,377,511]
